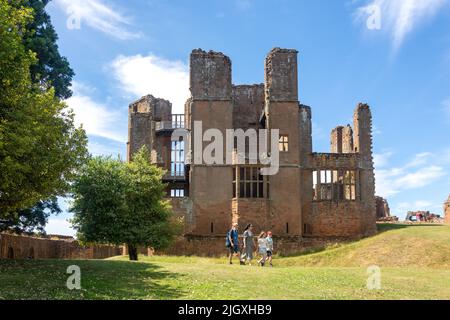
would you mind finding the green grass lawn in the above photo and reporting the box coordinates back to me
[1,224,450,300]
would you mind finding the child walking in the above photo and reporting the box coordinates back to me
[265,231,274,267]
[257,232,268,267]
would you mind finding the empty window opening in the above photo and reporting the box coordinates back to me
[286,223,289,234]
[172,114,185,129]
[210,222,214,234]
[313,170,358,201]
[279,135,289,152]
[170,189,185,198]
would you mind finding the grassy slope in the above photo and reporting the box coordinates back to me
[278,224,450,268]
[0,224,449,300]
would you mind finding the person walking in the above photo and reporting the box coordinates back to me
[226,223,243,265]
[265,231,274,267]
[242,224,256,265]
[257,232,268,267]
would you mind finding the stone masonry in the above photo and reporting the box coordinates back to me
[127,48,377,255]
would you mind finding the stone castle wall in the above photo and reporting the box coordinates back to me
[0,233,122,260]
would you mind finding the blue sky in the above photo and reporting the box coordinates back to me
[44,0,450,235]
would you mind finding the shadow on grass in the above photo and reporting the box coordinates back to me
[0,259,184,300]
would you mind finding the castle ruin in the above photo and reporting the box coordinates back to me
[127,48,377,255]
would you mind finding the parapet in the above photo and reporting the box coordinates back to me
[190,49,232,100]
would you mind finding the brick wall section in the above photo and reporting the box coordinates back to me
[305,201,374,237]
[0,233,122,260]
[232,84,265,130]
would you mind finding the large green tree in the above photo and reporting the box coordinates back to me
[0,0,88,222]
[71,148,177,261]
[0,197,61,234]
[21,0,74,99]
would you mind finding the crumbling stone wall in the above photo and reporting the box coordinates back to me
[331,125,354,153]
[376,196,391,219]
[127,95,171,162]
[0,233,122,260]
[445,195,450,225]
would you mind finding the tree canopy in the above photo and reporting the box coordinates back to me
[20,0,75,99]
[0,0,88,224]
[71,148,178,260]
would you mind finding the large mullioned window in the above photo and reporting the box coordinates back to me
[233,167,269,199]
[171,140,185,177]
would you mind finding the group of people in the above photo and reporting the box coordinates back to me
[226,223,274,267]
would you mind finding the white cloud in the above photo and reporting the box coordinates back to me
[110,54,190,114]
[66,82,127,143]
[374,151,393,168]
[375,152,446,196]
[355,0,449,51]
[55,0,141,40]
[45,218,76,237]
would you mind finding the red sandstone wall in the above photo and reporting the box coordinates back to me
[0,233,122,260]
[305,201,375,237]
[445,196,450,225]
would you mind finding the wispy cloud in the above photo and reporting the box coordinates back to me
[375,152,446,197]
[110,54,190,114]
[55,0,141,40]
[374,150,393,168]
[355,0,449,51]
[66,82,127,143]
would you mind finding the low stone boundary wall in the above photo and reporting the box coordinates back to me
[0,233,122,260]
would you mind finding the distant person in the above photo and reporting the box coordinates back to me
[226,223,243,265]
[265,231,274,267]
[242,224,256,265]
[257,232,268,267]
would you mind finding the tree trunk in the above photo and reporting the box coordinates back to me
[128,244,138,261]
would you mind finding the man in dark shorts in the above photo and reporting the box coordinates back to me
[227,223,243,265]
